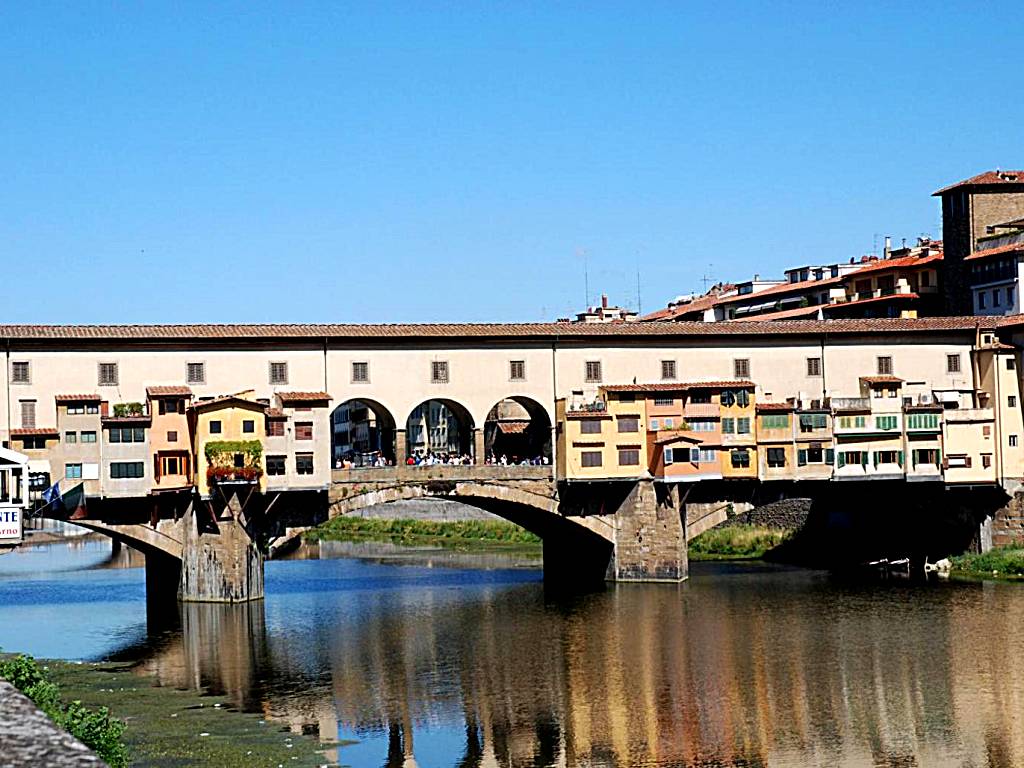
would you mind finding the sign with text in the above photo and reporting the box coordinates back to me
[0,508,23,543]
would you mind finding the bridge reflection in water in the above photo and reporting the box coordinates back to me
[110,553,1024,768]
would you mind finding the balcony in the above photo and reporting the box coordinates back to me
[684,402,719,419]
[332,465,553,484]
[832,397,870,411]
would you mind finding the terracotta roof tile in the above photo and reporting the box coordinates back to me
[716,276,843,307]
[101,415,152,424]
[11,427,58,436]
[934,170,1024,195]
[846,251,942,275]
[756,402,794,411]
[860,375,904,385]
[733,305,822,321]
[265,408,286,418]
[602,380,754,392]
[0,318,1003,341]
[964,241,1024,262]
[55,394,102,403]
[147,385,193,397]
[276,391,331,403]
[821,293,921,313]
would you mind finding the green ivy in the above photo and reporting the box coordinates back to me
[112,402,145,417]
[204,440,263,462]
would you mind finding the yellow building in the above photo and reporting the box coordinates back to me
[188,392,268,498]
[717,381,757,479]
[756,402,796,481]
[556,387,647,481]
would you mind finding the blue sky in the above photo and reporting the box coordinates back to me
[2,2,1021,323]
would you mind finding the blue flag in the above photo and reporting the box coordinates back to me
[42,481,62,509]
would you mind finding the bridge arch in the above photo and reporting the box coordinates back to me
[330,398,398,466]
[483,396,553,465]
[404,398,476,461]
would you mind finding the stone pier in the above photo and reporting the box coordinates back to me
[178,493,264,603]
[607,479,687,582]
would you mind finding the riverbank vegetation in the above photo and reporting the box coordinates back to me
[951,546,1024,580]
[688,525,793,561]
[306,515,541,547]
[0,654,129,767]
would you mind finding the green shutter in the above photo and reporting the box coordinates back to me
[862,453,869,468]
[797,449,807,466]
[898,450,904,468]
[837,452,845,468]
[825,448,835,465]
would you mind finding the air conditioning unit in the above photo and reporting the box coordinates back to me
[810,399,823,410]
[918,394,935,405]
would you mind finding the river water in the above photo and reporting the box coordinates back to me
[2,538,1024,767]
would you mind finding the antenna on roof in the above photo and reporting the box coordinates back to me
[701,264,713,292]
[576,247,590,309]
[635,257,642,315]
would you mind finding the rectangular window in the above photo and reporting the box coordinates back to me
[661,360,677,380]
[187,362,206,384]
[799,413,827,432]
[979,292,987,309]
[242,419,255,434]
[733,359,750,379]
[982,454,993,469]
[663,417,674,429]
[269,361,289,385]
[721,417,735,434]
[266,455,286,475]
[617,417,639,433]
[906,413,939,430]
[267,420,285,437]
[875,450,900,466]
[688,419,715,432]
[690,392,711,404]
[509,360,525,381]
[20,401,36,429]
[11,361,30,384]
[806,357,821,377]
[209,420,222,434]
[766,448,786,468]
[295,422,313,441]
[80,431,97,443]
[108,426,146,443]
[65,463,83,479]
[664,447,675,464]
[839,450,866,467]
[737,417,751,434]
[649,418,659,431]
[98,362,119,386]
[579,419,603,435]
[1010,396,1018,408]
[1011,435,1019,447]
[352,362,369,383]
[761,414,790,430]
[65,431,77,444]
[653,397,674,406]
[581,451,603,468]
[1008,358,1017,371]
[162,456,182,476]
[912,449,940,467]
[946,354,961,374]
[730,449,750,468]
[876,356,893,375]
[876,415,898,431]
[431,361,449,384]
[167,430,178,442]
[110,461,144,479]
[295,453,314,475]
[585,361,602,383]
[617,448,640,466]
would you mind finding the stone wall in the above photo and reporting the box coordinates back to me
[720,498,813,531]
[991,489,1024,549]
[0,680,105,767]
[611,480,686,582]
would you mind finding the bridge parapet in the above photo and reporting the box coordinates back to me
[331,465,553,484]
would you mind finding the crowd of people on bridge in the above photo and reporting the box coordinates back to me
[486,453,550,466]
[405,452,474,466]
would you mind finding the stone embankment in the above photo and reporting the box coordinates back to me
[720,498,812,531]
[0,680,105,768]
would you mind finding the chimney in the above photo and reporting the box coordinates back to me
[884,236,891,259]
[601,294,608,309]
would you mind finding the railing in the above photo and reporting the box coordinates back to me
[332,465,554,483]
[831,397,870,411]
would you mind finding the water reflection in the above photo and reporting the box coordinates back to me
[6,542,1024,767]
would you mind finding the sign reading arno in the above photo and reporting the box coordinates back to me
[0,447,29,545]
